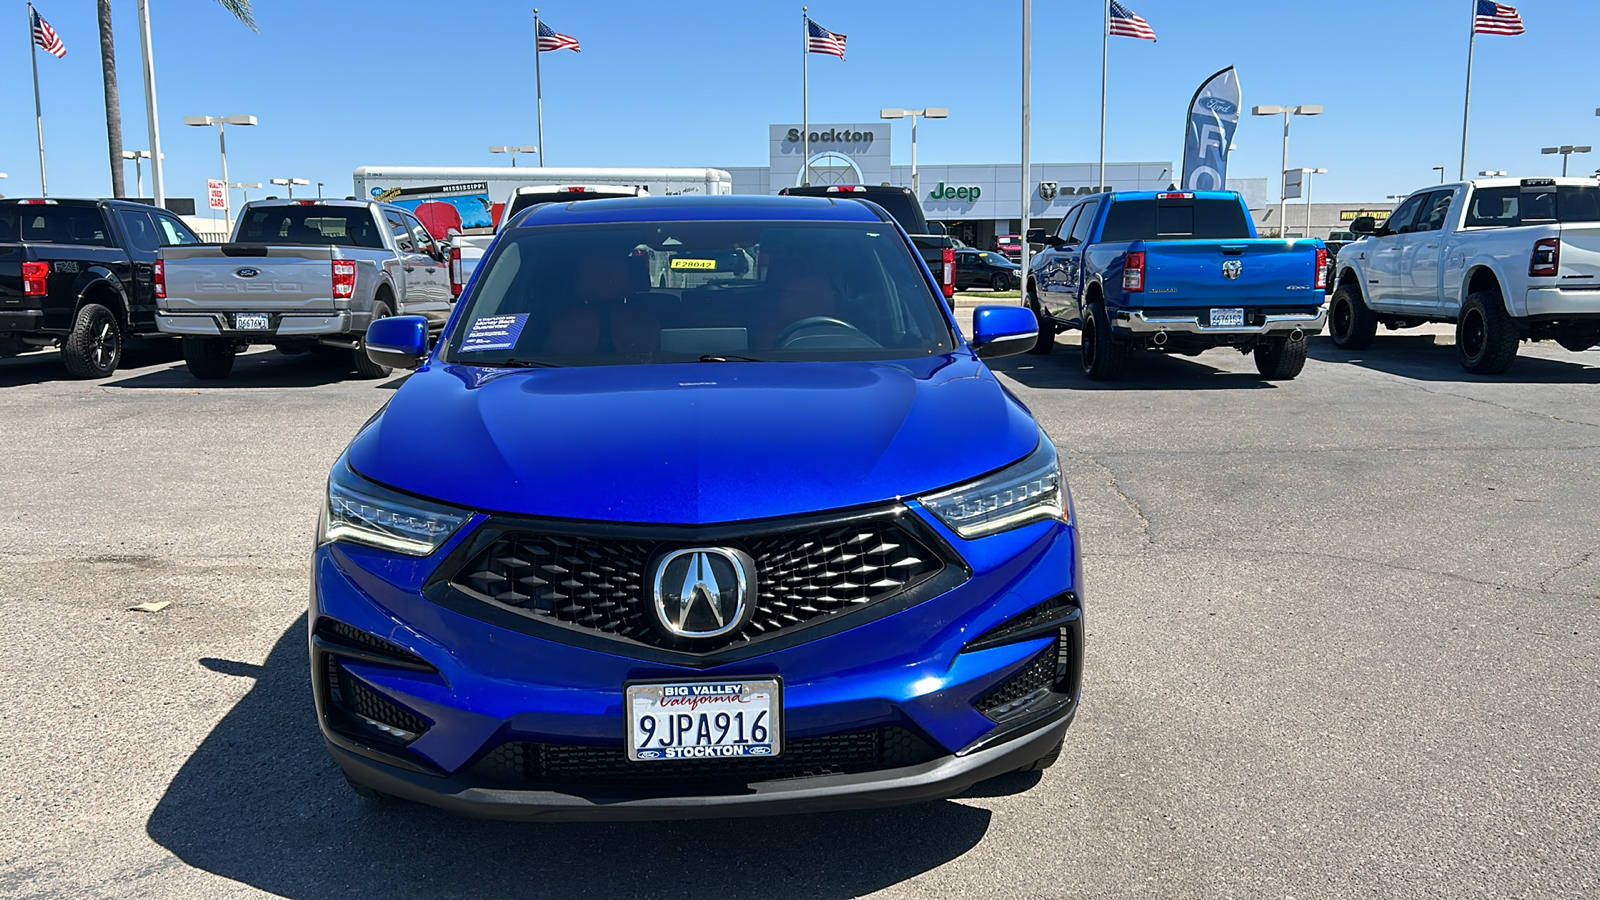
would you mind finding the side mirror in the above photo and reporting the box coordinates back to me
[1350,216,1376,235]
[925,221,949,236]
[970,305,1040,359]
[364,315,430,370]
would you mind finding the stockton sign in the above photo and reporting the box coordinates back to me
[929,183,981,202]
[786,127,874,144]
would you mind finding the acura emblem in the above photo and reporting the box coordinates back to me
[1221,259,1243,280]
[651,548,754,639]
[234,267,261,278]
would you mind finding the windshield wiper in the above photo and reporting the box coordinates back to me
[478,357,565,368]
[698,354,766,363]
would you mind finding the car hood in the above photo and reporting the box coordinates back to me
[349,356,1039,524]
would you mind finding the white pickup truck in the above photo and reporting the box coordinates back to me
[157,199,455,380]
[1328,177,1600,373]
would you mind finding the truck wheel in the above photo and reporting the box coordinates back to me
[351,302,395,380]
[182,337,237,380]
[1328,284,1377,350]
[1025,285,1055,355]
[61,303,123,378]
[1254,334,1308,380]
[1456,291,1520,375]
[1081,302,1128,381]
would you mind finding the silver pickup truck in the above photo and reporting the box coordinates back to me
[156,199,454,379]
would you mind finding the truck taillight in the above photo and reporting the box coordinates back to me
[153,259,165,300]
[1156,192,1194,200]
[1529,238,1560,277]
[1123,251,1146,293]
[332,260,357,298]
[1314,247,1328,290]
[941,246,955,299]
[449,246,463,298]
[22,260,49,296]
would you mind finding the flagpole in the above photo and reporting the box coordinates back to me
[802,7,809,187]
[534,8,546,167]
[28,3,48,196]
[1098,0,1109,191]
[1020,0,1031,281]
[1458,0,1476,180]
[139,0,165,208]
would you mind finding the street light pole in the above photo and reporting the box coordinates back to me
[184,115,257,226]
[1541,145,1592,177]
[228,181,260,204]
[1432,166,1446,183]
[1297,167,1327,237]
[490,145,539,167]
[270,178,310,199]
[121,150,152,197]
[880,107,948,199]
[1252,104,1322,238]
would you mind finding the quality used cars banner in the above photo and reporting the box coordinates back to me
[1180,66,1242,192]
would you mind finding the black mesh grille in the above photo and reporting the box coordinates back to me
[324,656,427,741]
[316,618,428,666]
[975,644,1058,721]
[450,519,944,649]
[467,726,941,787]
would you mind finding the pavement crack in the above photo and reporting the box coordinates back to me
[1537,548,1598,594]
[1084,454,1153,544]
[1398,380,1600,431]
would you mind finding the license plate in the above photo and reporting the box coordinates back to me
[233,313,269,331]
[626,679,781,762]
[1208,308,1245,328]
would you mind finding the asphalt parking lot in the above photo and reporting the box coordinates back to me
[1,328,1596,899]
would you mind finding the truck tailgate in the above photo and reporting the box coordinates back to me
[159,244,339,313]
[1557,224,1600,284]
[1140,239,1321,308]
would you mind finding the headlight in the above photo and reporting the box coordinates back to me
[919,433,1067,538]
[321,457,471,556]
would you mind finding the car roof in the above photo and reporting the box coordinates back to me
[510,194,885,227]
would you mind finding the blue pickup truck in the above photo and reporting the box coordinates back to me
[1025,190,1328,381]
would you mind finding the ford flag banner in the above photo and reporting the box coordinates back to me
[1180,66,1242,192]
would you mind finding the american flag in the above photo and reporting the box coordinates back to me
[536,20,580,53]
[1474,1,1525,35]
[807,19,846,60]
[31,7,66,59]
[1108,2,1157,42]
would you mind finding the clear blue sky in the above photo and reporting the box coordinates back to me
[2,0,1593,209]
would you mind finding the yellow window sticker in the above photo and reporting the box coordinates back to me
[670,258,717,270]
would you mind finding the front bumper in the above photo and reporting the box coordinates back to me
[156,311,350,338]
[1116,307,1326,338]
[328,708,1072,821]
[310,503,1083,820]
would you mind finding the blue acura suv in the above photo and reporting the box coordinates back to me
[311,195,1084,819]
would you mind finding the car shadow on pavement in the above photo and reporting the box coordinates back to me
[147,617,993,899]
[990,346,1277,391]
[1308,336,1600,384]
[0,341,183,389]
[105,350,398,390]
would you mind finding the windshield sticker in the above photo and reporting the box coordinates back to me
[670,258,717,271]
[461,314,528,352]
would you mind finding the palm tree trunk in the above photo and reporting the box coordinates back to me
[98,0,126,199]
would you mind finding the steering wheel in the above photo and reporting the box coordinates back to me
[774,316,862,348]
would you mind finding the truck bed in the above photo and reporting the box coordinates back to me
[1126,238,1322,309]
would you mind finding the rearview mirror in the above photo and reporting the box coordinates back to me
[1350,216,1376,235]
[970,305,1039,359]
[364,315,430,370]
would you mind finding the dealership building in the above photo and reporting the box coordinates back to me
[719,123,1272,248]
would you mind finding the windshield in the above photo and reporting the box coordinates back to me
[236,206,385,248]
[1100,198,1252,242]
[0,205,111,245]
[1465,185,1600,226]
[446,220,953,366]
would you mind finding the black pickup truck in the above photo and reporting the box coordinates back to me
[778,184,957,300]
[0,198,204,377]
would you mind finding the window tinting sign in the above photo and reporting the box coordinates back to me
[461,314,528,352]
